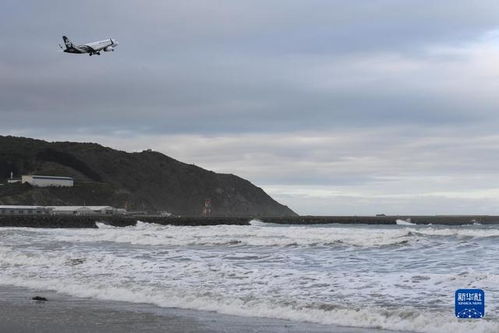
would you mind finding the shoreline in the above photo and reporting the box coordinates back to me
[0,284,405,333]
[0,214,498,228]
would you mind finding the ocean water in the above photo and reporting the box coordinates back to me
[0,221,498,332]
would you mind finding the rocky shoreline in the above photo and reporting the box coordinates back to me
[0,214,498,228]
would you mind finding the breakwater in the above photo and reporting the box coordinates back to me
[0,215,251,228]
[262,215,499,225]
[0,215,498,228]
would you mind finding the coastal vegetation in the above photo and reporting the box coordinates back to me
[0,136,295,217]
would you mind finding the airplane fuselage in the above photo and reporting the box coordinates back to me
[62,36,119,56]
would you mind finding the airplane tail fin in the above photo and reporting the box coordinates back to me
[62,36,73,49]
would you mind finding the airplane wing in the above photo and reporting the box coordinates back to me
[80,44,97,53]
[85,40,111,52]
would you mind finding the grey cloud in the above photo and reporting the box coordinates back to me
[17,127,499,214]
[3,1,499,214]
[0,49,491,134]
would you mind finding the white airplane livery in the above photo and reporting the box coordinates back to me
[59,35,119,56]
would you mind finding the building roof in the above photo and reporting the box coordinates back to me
[0,205,116,211]
[48,206,114,211]
[24,175,74,180]
[0,205,51,210]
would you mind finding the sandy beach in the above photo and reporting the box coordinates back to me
[0,285,405,333]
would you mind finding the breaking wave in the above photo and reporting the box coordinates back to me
[396,219,416,225]
[1,222,499,332]
[68,222,415,247]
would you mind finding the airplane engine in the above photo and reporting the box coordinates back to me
[104,46,114,52]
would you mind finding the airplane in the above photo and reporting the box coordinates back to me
[59,35,119,56]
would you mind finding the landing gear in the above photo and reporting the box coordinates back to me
[89,53,92,56]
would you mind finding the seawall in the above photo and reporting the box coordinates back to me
[0,215,497,228]
[261,215,497,225]
[0,215,251,228]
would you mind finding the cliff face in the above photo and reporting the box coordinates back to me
[0,136,296,217]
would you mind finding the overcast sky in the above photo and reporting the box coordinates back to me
[3,1,499,215]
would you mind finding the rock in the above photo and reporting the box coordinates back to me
[66,258,86,266]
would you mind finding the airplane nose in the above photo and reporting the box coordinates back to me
[114,40,119,46]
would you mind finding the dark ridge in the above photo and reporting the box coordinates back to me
[0,135,296,217]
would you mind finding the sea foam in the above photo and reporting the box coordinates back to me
[1,223,498,332]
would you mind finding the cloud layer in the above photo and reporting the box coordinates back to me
[3,1,499,214]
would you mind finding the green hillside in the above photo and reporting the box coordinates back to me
[0,136,296,217]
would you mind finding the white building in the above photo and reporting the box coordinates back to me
[0,205,125,216]
[22,175,74,187]
[49,206,119,216]
[0,205,53,215]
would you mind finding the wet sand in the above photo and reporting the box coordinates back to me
[0,285,406,333]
